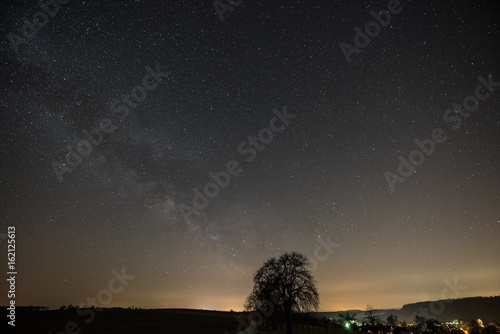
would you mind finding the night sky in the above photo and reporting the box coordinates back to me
[1,0,499,312]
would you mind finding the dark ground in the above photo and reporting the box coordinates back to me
[2,307,349,334]
[4,308,250,334]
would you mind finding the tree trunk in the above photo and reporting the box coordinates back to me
[284,304,293,334]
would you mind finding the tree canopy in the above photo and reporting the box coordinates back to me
[245,251,319,334]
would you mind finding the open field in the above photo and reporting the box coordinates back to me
[11,308,241,333]
[8,308,340,334]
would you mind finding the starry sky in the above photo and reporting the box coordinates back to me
[1,0,499,312]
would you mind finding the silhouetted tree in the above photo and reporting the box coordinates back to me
[245,252,319,334]
[365,304,380,326]
[245,289,279,329]
[339,312,357,324]
[415,315,427,333]
[387,314,399,329]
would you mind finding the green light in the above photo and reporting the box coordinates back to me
[345,323,350,329]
